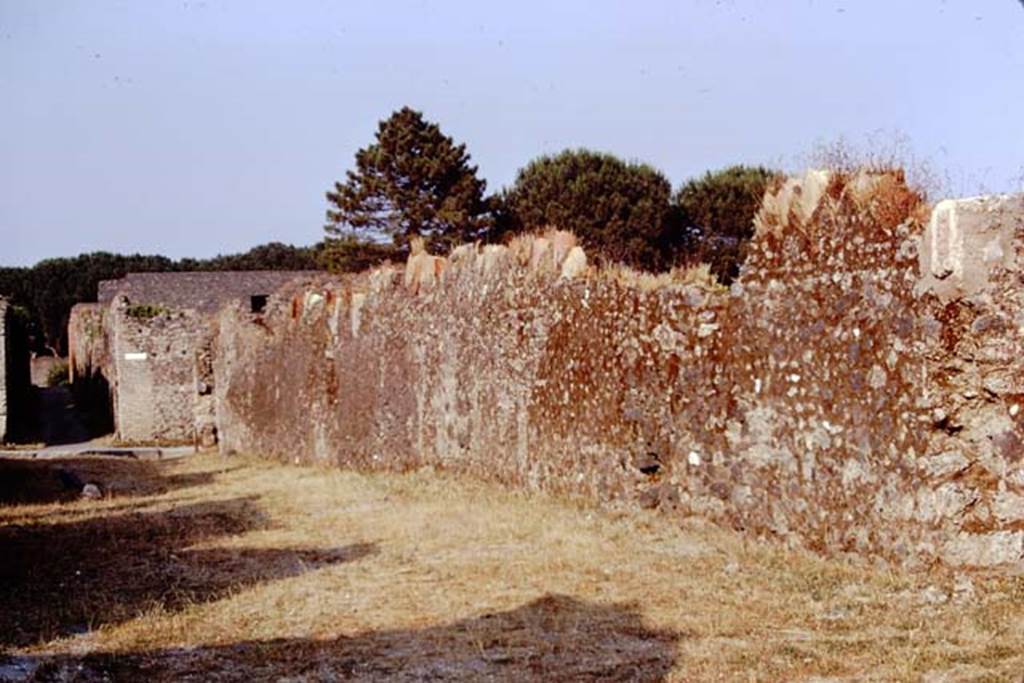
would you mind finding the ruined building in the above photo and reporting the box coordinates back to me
[0,298,31,443]
[69,271,316,444]
[69,174,1024,568]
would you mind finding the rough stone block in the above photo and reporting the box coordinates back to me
[917,194,1024,301]
[942,530,1024,567]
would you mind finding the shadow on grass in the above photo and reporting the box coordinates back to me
[16,594,680,682]
[0,456,218,506]
[0,497,376,648]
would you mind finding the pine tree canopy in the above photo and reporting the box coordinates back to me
[503,149,674,271]
[324,107,491,252]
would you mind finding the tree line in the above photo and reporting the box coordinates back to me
[0,243,319,355]
[3,106,781,355]
[323,106,782,283]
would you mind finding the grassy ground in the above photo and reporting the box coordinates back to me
[1,453,1022,682]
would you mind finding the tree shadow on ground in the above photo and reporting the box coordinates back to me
[17,594,680,682]
[0,456,217,506]
[0,497,376,647]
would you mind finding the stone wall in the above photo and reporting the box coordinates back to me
[97,271,319,312]
[68,303,114,435]
[913,194,1024,566]
[1,298,8,442]
[1,298,30,443]
[70,271,317,443]
[209,172,1024,567]
[108,302,207,443]
[70,299,219,444]
[68,304,109,385]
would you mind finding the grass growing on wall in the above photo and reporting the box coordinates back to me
[125,304,169,320]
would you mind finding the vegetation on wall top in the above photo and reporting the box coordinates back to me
[323,108,782,279]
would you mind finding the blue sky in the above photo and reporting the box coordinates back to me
[1,0,1022,266]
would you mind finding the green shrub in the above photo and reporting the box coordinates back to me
[125,304,168,320]
[318,235,405,274]
[673,165,782,283]
[502,149,675,271]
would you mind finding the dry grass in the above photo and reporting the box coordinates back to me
[806,132,946,202]
[1,453,1023,681]
[606,262,726,293]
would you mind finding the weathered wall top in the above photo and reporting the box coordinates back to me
[206,172,1024,568]
[916,194,1024,302]
[97,271,320,312]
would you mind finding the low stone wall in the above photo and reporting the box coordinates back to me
[209,172,1024,567]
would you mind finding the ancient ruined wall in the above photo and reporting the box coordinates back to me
[68,303,115,435]
[913,194,1024,565]
[68,303,110,382]
[72,271,317,443]
[0,299,8,442]
[0,299,31,443]
[207,173,1024,567]
[97,271,319,312]
[109,301,206,442]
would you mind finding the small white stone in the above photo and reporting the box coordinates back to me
[853,327,861,339]
[754,378,762,394]
[868,364,887,390]
[688,451,702,466]
[1010,404,1020,417]
[697,322,719,338]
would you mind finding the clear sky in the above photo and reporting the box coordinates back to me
[1,0,1022,267]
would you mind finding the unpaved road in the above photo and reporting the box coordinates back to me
[1,452,1022,681]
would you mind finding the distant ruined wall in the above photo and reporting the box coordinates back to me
[109,302,207,443]
[68,303,111,388]
[68,299,214,444]
[1,299,31,443]
[914,194,1024,566]
[71,271,314,443]
[0,299,8,442]
[210,173,1024,567]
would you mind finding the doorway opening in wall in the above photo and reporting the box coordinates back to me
[250,295,268,314]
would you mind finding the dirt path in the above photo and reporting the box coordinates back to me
[0,453,1022,681]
